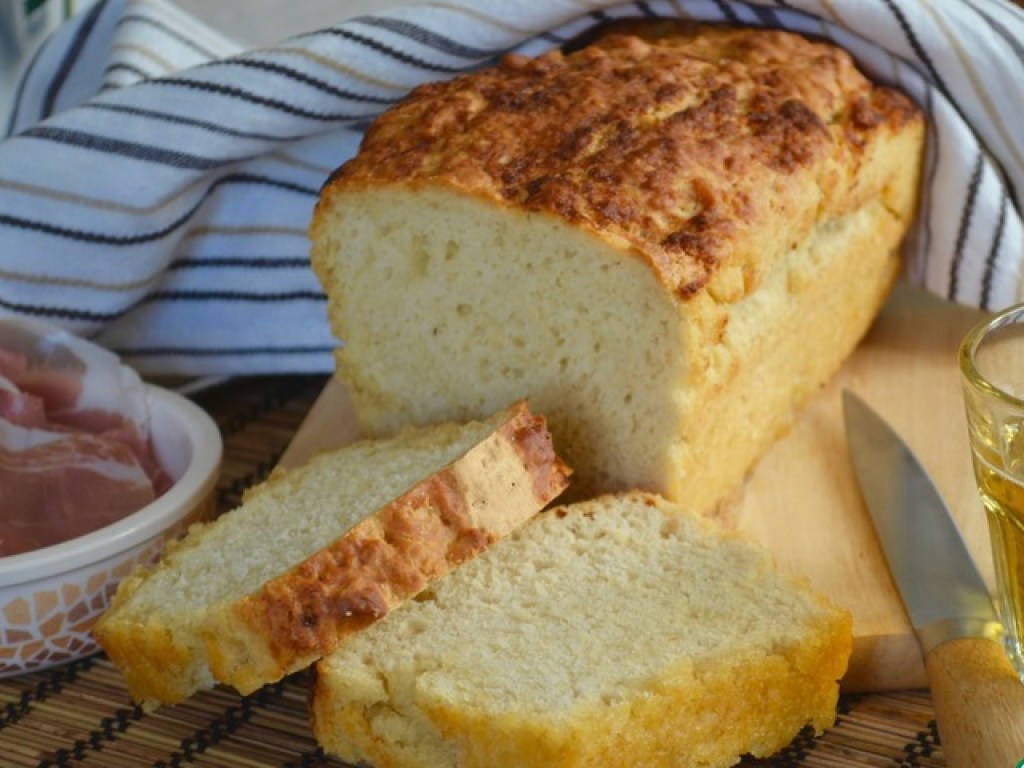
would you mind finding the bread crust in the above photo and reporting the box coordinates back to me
[91,606,212,706]
[319,23,922,300]
[204,404,571,694]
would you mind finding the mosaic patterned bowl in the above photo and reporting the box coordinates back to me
[0,385,222,678]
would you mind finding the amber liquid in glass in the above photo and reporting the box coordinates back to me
[971,444,1024,680]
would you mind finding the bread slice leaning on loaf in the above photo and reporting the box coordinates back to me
[94,400,569,709]
[311,491,853,768]
[310,22,925,511]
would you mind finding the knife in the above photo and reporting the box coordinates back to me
[843,390,1024,767]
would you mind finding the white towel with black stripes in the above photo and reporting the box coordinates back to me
[1,0,1022,377]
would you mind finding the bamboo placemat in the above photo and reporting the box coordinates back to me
[0,376,947,767]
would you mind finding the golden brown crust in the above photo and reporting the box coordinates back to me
[321,23,922,299]
[505,410,574,504]
[91,611,202,710]
[204,401,571,693]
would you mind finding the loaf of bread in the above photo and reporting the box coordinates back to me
[93,401,569,709]
[310,22,924,510]
[311,491,852,768]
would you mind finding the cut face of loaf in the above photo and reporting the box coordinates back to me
[93,400,569,709]
[311,492,853,768]
[311,23,925,510]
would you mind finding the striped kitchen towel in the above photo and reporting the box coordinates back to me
[1,0,1022,377]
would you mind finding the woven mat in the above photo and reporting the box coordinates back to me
[0,376,947,768]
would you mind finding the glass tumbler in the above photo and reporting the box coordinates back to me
[960,302,1024,681]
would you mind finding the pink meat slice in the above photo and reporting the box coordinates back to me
[0,319,170,557]
[0,422,155,555]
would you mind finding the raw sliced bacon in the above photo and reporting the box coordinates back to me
[0,382,47,428]
[0,318,170,557]
[0,420,156,555]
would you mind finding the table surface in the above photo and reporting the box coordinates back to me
[0,375,950,768]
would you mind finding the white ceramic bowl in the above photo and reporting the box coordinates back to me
[0,384,222,678]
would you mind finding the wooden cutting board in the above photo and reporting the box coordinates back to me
[280,281,992,693]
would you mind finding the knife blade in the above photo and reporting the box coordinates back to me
[843,390,1024,768]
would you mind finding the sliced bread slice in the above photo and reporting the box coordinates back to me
[94,399,569,709]
[311,491,852,768]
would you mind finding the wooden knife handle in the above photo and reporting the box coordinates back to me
[926,636,1024,767]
